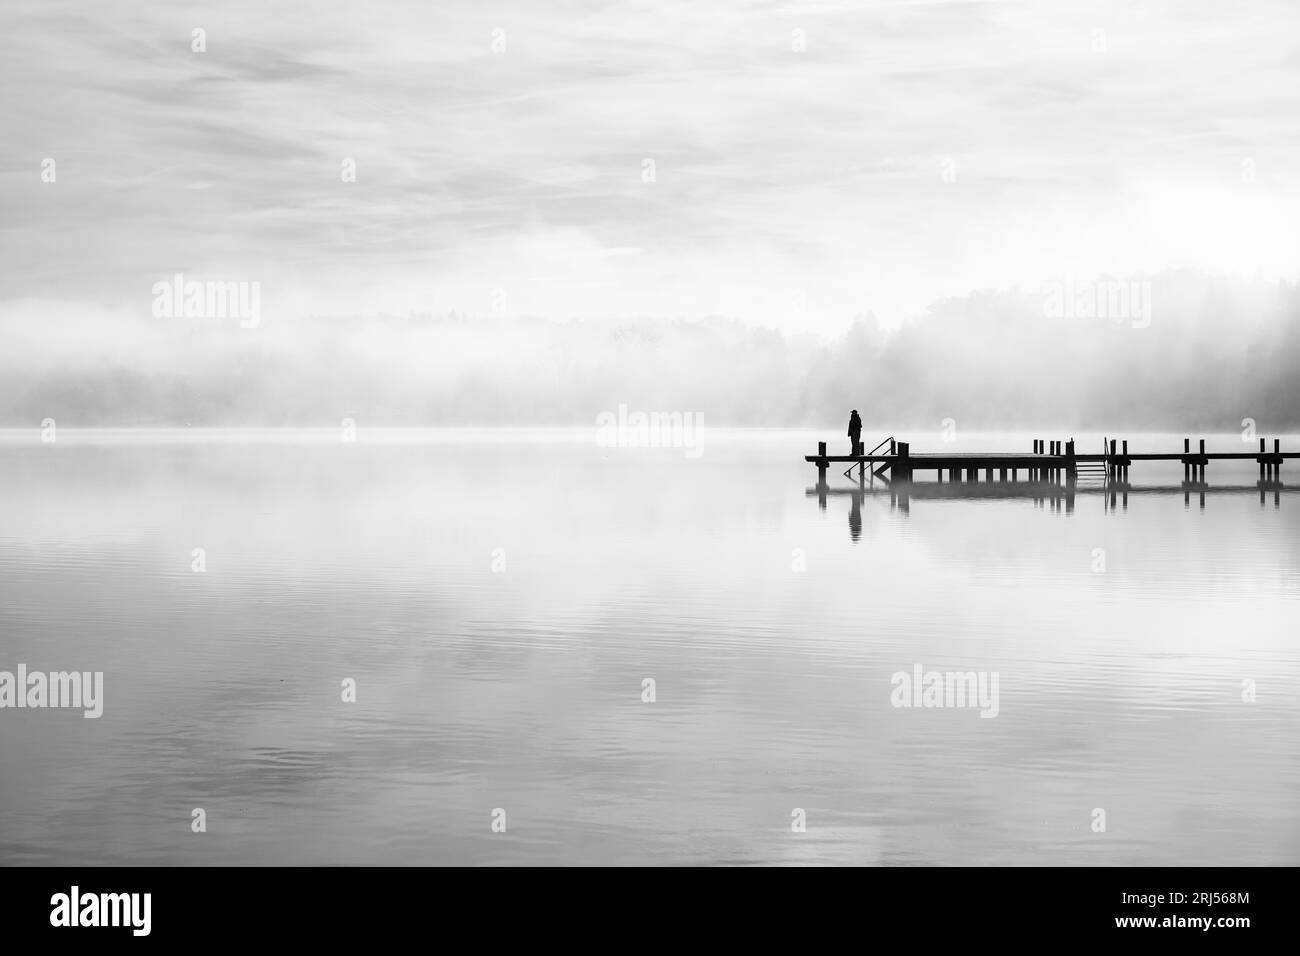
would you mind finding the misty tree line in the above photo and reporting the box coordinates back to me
[4,272,1298,429]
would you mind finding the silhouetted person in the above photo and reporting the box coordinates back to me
[847,409,862,455]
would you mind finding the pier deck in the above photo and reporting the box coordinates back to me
[806,437,1294,489]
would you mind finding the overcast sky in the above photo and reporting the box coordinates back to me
[2,0,1298,332]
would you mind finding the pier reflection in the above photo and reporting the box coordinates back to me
[809,479,1288,538]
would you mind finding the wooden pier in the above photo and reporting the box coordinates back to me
[806,436,1294,491]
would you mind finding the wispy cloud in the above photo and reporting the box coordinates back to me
[2,0,1297,328]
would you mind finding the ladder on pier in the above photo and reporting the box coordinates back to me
[842,436,894,484]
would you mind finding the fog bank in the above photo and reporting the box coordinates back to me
[3,271,1297,431]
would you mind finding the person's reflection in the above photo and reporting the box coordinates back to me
[849,489,863,541]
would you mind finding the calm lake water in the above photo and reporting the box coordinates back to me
[1,428,1297,865]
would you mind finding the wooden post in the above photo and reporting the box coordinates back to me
[896,442,910,482]
[1276,439,1282,481]
[817,441,827,487]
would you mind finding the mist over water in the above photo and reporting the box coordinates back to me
[4,272,1299,430]
[1,429,1296,865]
